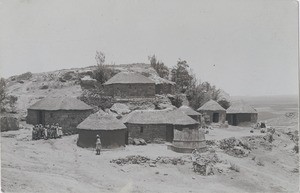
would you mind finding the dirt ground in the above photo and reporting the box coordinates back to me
[1,122,299,193]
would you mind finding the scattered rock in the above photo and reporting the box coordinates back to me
[149,163,156,167]
[39,84,49,89]
[133,138,147,145]
[155,171,159,174]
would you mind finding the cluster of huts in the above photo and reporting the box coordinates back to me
[26,71,258,153]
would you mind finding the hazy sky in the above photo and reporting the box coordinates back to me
[0,0,298,96]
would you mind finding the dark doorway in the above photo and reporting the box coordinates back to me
[212,113,219,123]
[232,114,237,126]
[166,125,174,142]
[125,129,129,145]
[37,111,45,125]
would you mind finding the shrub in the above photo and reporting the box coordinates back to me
[169,94,182,108]
[256,159,265,166]
[92,65,118,84]
[293,144,299,153]
[229,162,240,172]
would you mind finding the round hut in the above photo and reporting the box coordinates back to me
[226,101,258,126]
[197,100,226,124]
[178,105,202,122]
[26,97,93,134]
[77,112,127,149]
[169,110,206,153]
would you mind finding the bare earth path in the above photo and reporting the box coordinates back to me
[1,125,299,193]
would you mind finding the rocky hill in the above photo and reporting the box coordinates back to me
[3,64,175,120]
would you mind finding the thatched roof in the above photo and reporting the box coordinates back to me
[28,97,92,111]
[226,102,257,114]
[197,99,225,111]
[77,112,126,130]
[122,109,198,126]
[103,72,154,85]
[178,105,201,116]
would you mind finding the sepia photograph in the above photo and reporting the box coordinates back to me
[0,0,299,192]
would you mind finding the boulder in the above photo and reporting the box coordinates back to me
[0,116,19,132]
[39,84,49,89]
[110,103,131,115]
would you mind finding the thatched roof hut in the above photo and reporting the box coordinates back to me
[103,72,154,85]
[197,100,226,124]
[123,109,199,126]
[26,97,93,134]
[197,99,225,111]
[178,105,201,122]
[103,72,156,97]
[77,112,127,148]
[28,97,93,111]
[123,109,205,153]
[226,102,258,126]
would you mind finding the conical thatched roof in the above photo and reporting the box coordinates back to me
[103,72,154,85]
[77,112,126,130]
[178,105,201,116]
[28,97,92,111]
[122,109,198,126]
[197,99,225,111]
[226,102,257,114]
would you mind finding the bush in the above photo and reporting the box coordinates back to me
[169,94,182,108]
[92,65,118,84]
[229,162,240,172]
[293,144,299,153]
[256,159,265,166]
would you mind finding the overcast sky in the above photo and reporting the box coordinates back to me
[0,0,298,96]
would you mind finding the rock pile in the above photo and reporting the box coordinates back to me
[111,155,150,165]
[111,155,190,166]
[218,137,251,157]
[192,151,221,175]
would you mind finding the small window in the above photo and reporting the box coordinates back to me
[140,127,144,133]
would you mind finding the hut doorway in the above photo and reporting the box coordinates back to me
[125,129,129,145]
[212,113,219,123]
[37,111,45,125]
[232,114,237,126]
[166,125,174,142]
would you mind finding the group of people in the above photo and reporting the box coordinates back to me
[32,123,63,140]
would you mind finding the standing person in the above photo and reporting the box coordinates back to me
[32,126,37,140]
[44,126,48,140]
[37,124,42,139]
[55,123,59,139]
[95,135,101,155]
[57,124,63,138]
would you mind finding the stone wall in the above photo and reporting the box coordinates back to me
[26,109,38,125]
[1,116,19,132]
[199,110,226,124]
[125,123,170,142]
[155,83,175,95]
[26,109,93,134]
[226,113,258,126]
[104,83,155,98]
[77,129,125,148]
